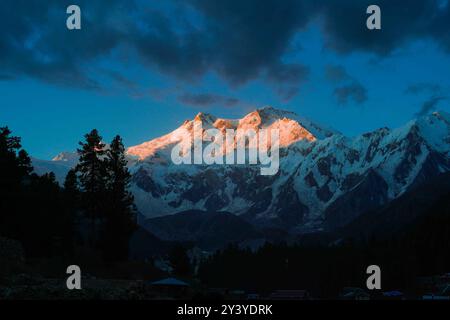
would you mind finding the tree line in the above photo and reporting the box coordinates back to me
[198,193,450,298]
[0,127,136,263]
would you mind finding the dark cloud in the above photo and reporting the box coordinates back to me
[325,65,350,83]
[0,0,132,90]
[188,0,450,59]
[405,83,443,95]
[1,0,450,99]
[178,93,241,108]
[334,83,368,105]
[265,63,310,101]
[105,71,139,91]
[266,64,309,84]
[416,96,448,116]
[325,65,368,105]
[405,82,449,115]
[318,0,450,55]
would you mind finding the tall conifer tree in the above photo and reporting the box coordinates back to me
[76,129,107,246]
[103,135,136,261]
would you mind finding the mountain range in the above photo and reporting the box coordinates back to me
[33,107,450,248]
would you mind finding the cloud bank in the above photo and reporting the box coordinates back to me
[1,0,450,103]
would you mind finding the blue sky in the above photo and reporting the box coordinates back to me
[1,0,450,159]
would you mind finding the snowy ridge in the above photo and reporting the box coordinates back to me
[126,106,334,161]
[129,109,450,232]
[35,108,450,232]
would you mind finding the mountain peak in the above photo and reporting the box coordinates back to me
[194,112,217,124]
[251,106,338,139]
[126,107,337,160]
[256,105,295,118]
[52,151,78,165]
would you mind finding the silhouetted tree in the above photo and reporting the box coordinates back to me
[0,127,75,260]
[102,135,136,261]
[0,127,31,238]
[76,129,107,247]
[64,169,79,196]
[17,149,33,176]
[106,135,134,215]
[63,169,80,250]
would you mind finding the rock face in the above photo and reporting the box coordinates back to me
[339,171,450,239]
[324,169,389,229]
[38,107,450,233]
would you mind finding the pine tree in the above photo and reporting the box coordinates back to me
[0,127,29,187]
[63,169,80,224]
[17,149,33,177]
[0,126,21,154]
[76,129,107,247]
[64,169,79,197]
[103,135,136,261]
[63,169,80,254]
[0,127,31,237]
[106,135,134,213]
[0,126,76,258]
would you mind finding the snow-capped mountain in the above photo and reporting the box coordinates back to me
[127,107,336,161]
[34,107,450,233]
[32,152,79,184]
[51,151,79,165]
[32,157,73,184]
[128,107,450,232]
